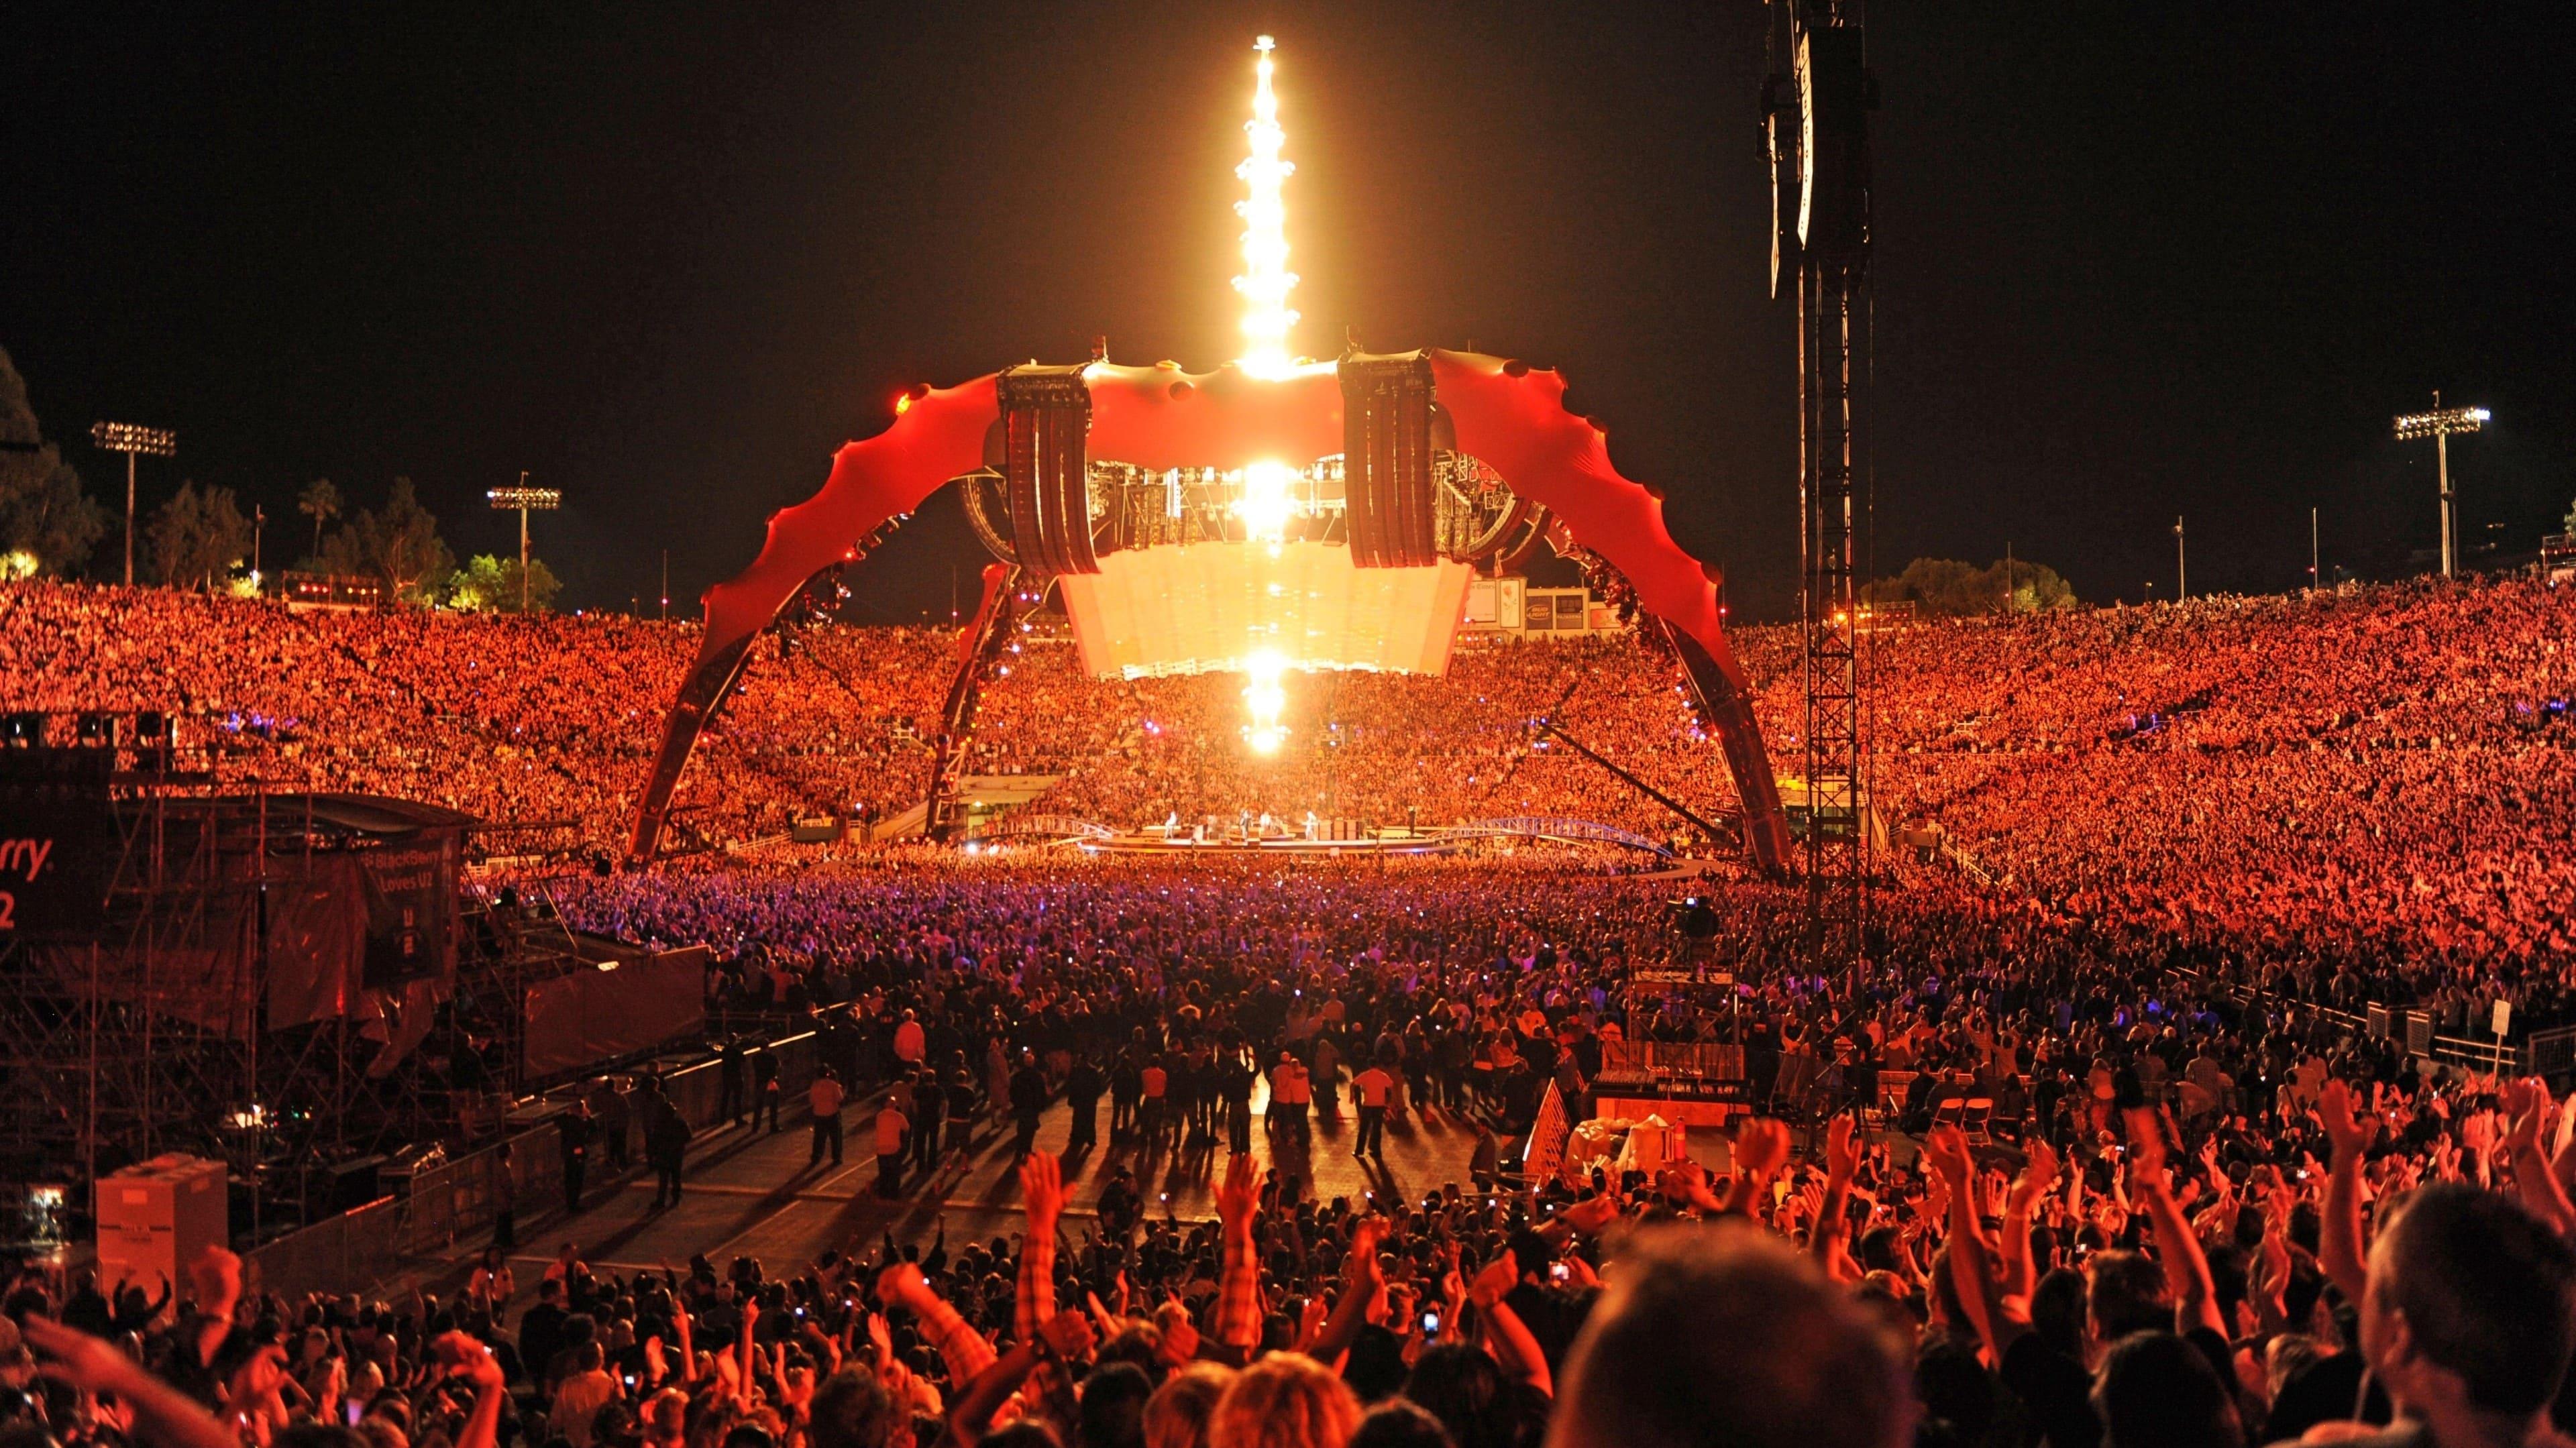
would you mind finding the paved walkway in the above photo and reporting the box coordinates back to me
[494,1086,1501,1290]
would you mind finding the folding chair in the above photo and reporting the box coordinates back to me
[1961,1097,1994,1146]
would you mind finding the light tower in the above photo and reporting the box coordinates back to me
[486,473,561,612]
[1231,35,1300,754]
[2392,392,2489,577]
[91,421,176,586]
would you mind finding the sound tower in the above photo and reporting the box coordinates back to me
[1766,0,1877,973]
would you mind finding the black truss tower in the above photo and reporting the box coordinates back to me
[1770,2,1875,970]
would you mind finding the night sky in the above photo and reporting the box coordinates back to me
[7,2,2571,621]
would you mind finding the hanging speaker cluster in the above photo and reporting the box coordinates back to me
[995,364,1099,576]
[1338,352,1442,569]
[1764,5,1876,292]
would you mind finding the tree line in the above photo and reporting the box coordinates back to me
[0,344,557,611]
[1862,557,2080,616]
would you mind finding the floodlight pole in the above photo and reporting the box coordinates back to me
[486,473,562,612]
[92,422,177,586]
[515,473,532,610]
[2436,427,2453,576]
[2174,516,2186,601]
[2392,390,2490,579]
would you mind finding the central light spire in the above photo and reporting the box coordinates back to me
[1232,39,1301,759]
[1234,35,1299,378]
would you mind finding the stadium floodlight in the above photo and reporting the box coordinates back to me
[92,421,176,586]
[2391,404,2491,439]
[2391,392,2489,577]
[486,473,561,612]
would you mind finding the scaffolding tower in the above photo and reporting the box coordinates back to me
[1768,0,1876,971]
[0,716,553,1242]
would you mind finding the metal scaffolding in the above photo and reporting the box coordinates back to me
[1768,0,1877,972]
[0,718,561,1242]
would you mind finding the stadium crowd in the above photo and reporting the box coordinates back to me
[10,882,2576,1448]
[9,573,2576,1448]
[1824,581,2576,1022]
[0,583,947,852]
[5,571,2573,1026]
[960,632,1725,844]
[960,578,2576,1028]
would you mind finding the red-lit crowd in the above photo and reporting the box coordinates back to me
[1822,579,2576,1025]
[7,572,2574,1023]
[966,577,2576,1025]
[9,567,2576,1448]
[0,583,947,852]
[13,847,2576,1448]
[961,630,1728,842]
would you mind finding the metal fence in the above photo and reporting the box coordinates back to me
[2427,1033,2519,1078]
[393,1123,560,1259]
[242,1022,825,1296]
[2531,1026,2576,1081]
[2168,967,2576,1087]
[246,1194,404,1301]
[1598,1040,1746,1082]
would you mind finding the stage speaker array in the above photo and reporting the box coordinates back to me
[998,365,1099,577]
[1339,352,1438,567]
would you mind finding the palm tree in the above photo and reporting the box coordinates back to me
[298,478,341,559]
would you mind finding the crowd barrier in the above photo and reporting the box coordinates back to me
[1598,1040,1746,1081]
[2530,1026,2576,1081]
[1519,1081,1570,1188]
[245,1021,824,1294]
[393,1123,562,1260]
[245,1194,403,1302]
[2170,967,2576,1087]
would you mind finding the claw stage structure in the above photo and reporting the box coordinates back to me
[629,38,1794,879]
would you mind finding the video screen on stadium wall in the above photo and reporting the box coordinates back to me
[1056,539,1472,679]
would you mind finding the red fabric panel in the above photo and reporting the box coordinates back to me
[1426,349,1731,660]
[263,855,368,1028]
[1083,362,1343,469]
[696,374,1002,668]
